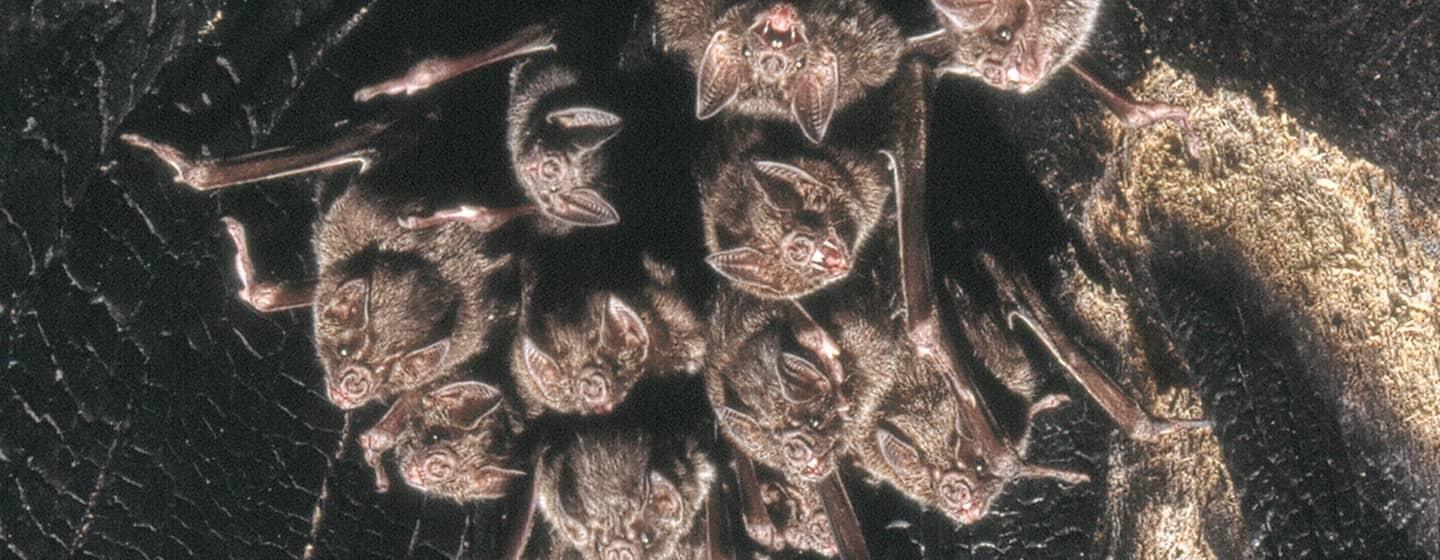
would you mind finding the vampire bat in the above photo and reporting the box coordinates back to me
[356,380,528,499]
[121,117,519,413]
[653,0,904,143]
[705,286,851,483]
[915,0,1199,154]
[503,56,625,233]
[512,257,706,417]
[697,123,891,300]
[857,57,1207,526]
[733,454,838,557]
[534,428,720,559]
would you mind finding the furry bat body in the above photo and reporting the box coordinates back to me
[654,0,903,142]
[535,428,720,559]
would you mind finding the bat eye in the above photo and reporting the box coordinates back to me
[993,26,1013,44]
[742,45,753,58]
[807,417,822,430]
[337,345,352,358]
[795,55,805,69]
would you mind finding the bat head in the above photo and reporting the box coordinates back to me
[539,433,714,560]
[396,381,524,501]
[715,326,847,483]
[315,261,456,409]
[932,0,1098,93]
[706,159,859,300]
[514,294,652,416]
[759,476,838,556]
[515,106,623,228]
[696,3,840,142]
[871,401,1009,525]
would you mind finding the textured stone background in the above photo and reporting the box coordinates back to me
[2,0,1437,558]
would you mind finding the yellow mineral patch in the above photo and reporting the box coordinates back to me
[1077,60,1440,555]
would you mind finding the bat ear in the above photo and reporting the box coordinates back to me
[751,159,823,209]
[776,352,833,404]
[696,30,744,119]
[876,428,924,480]
[521,336,566,400]
[706,247,781,294]
[718,407,767,457]
[392,339,450,387]
[471,466,526,499]
[931,0,995,31]
[322,277,370,329]
[791,50,838,143]
[599,295,650,364]
[545,188,620,227]
[645,471,684,525]
[547,107,623,152]
[423,381,504,430]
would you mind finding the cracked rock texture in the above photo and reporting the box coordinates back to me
[3,0,1438,558]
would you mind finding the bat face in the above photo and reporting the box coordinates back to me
[513,107,624,228]
[508,59,624,229]
[314,264,455,409]
[852,353,1013,526]
[514,294,652,415]
[708,298,848,482]
[872,417,1008,525]
[704,155,888,300]
[394,381,525,501]
[758,470,838,556]
[538,433,715,560]
[697,4,840,142]
[931,0,1101,93]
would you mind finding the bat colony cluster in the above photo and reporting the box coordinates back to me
[122,0,1209,557]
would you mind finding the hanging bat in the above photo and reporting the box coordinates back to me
[653,0,904,143]
[916,0,1200,155]
[733,455,839,557]
[121,117,519,414]
[512,257,705,417]
[866,56,1207,526]
[355,380,527,499]
[698,124,891,300]
[704,286,851,484]
[534,429,721,559]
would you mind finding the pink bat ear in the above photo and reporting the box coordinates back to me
[717,407,767,458]
[391,339,450,387]
[696,30,745,119]
[471,466,526,499]
[423,381,504,430]
[931,0,1000,31]
[791,50,838,143]
[521,336,566,401]
[749,160,814,211]
[706,247,781,295]
[547,107,623,152]
[545,188,620,227]
[775,352,832,403]
[322,277,370,329]
[600,295,650,364]
[876,428,924,480]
